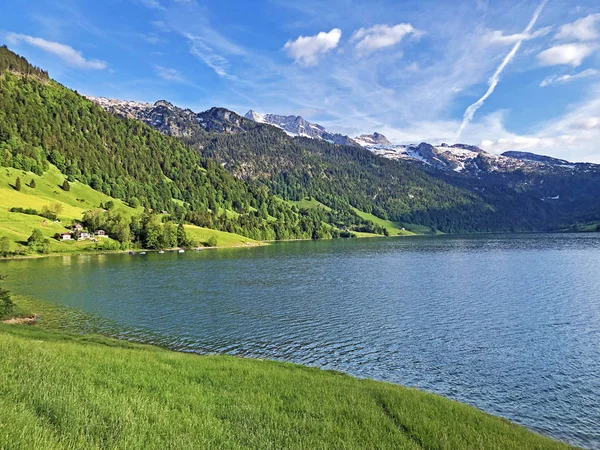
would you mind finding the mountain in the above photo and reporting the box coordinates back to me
[361,141,600,176]
[244,110,358,146]
[88,97,260,136]
[353,133,391,146]
[87,92,600,232]
[87,97,517,233]
[0,47,360,243]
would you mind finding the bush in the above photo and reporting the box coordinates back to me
[27,229,50,254]
[0,237,10,257]
[206,236,218,247]
[0,275,13,317]
[10,207,38,215]
[62,179,70,191]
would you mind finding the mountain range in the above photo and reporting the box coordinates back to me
[86,95,600,232]
[1,45,599,241]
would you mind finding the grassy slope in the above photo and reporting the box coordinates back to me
[351,207,416,236]
[0,165,257,252]
[0,323,574,450]
[289,197,332,211]
[184,224,258,247]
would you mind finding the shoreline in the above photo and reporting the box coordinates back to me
[0,291,579,449]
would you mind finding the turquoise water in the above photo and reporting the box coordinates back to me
[3,234,600,448]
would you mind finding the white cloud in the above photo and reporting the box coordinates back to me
[140,0,164,10]
[537,43,596,67]
[350,24,420,54]
[185,33,237,79]
[484,26,551,45]
[555,13,600,41]
[479,83,600,162]
[455,0,548,139]
[283,28,342,65]
[540,68,599,87]
[5,33,107,69]
[154,65,183,82]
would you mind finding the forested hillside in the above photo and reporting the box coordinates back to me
[0,46,363,242]
[91,92,571,233]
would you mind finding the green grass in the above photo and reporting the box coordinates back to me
[351,207,416,236]
[0,166,259,253]
[184,224,259,248]
[0,321,575,450]
[289,197,332,211]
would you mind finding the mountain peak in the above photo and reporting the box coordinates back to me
[245,110,266,123]
[354,133,391,146]
[154,100,174,109]
[244,110,358,146]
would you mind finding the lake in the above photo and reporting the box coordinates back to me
[3,234,600,448]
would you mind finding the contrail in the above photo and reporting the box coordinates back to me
[455,0,548,140]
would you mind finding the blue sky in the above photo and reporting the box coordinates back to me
[2,0,600,162]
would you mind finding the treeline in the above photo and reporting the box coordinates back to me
[0,45,48,80]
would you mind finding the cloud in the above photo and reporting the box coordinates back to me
[540,68,599,87]
[537,43,597,67]
[484,26,551,45]
[283,28,342,65]
[555,13,600,41]
[140,0,164,10]
[479,83,600,162]
[350,24,420,54]
[455,0,548,139]
[5,33,107,69]
[154,65,184,82]
[184,33,241,79]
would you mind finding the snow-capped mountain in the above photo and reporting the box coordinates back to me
[88,97,258,136]
[353,133,392,146]
[88,97,600,181]
[244,110,358,146]
[359,141,600,176]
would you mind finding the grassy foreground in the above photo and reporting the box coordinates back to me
[0,324,574,450]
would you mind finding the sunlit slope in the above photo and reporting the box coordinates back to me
[0,165,256,251]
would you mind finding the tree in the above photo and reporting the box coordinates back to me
[144,215,163,249]
[162,222,177,249]
[207,236,218,247]
[0,237,10,257]
[177,223,188,248]
[0,275,13,317]
[27,229,49,253]
[29,179,36,188]
[129,197,141,209]
[14,177,21,191]
[62,179,70,191]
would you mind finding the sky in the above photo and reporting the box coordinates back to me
[1,0,600,162]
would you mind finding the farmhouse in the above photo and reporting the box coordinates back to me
[96,230,106,237]
[78,232,91,240]
[59,233,72,241]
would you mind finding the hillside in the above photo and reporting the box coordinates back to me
[88,97,529,233]
[0,322,575,450]
[0,165,256,254]
[0,47,374,244]
[90,95,600,233]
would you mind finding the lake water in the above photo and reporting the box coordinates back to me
[3,234,600,448]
